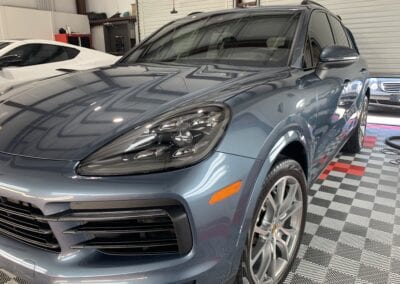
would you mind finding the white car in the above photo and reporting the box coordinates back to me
[0,39,119,89]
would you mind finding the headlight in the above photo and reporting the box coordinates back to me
[77,103,230,176]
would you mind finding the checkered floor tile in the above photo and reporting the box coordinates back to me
[0,269,28,284]
[0,124,399,284]
[285,124,400,284]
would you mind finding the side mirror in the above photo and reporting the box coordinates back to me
[0,54,22,69]
[318,46,359,69]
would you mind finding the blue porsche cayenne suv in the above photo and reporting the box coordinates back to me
[0,1,369,283]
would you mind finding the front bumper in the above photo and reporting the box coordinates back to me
[369,81,400,109]
[0,151,258,284]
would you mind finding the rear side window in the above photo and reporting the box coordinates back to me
[65,47,80,59]
[328,15,350,47]
[0,42,10,50]
[345,27,359,53]
[308,11,335,67]
[4,44,72,66]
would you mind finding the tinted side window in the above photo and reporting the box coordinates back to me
[345,27,359,53]
[0,42,10,50]
[65,47,80,59]
[4,44,69,66]
[3,44,37,66]
[303,37,313,68]
[308,12,334,66]
[328,15,350,47]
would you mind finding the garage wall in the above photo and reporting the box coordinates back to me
[86,0,134,17]
[260,0,400,74]
[53,12,90,34]
[0,0,77,13]
[0,6,89,40]
[0,0,36,9]
[0,6,53,39]
[137,0,234,41]
[53,0,77,13]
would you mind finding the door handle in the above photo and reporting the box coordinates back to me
[360,68,368,73]
[344,79,351,85]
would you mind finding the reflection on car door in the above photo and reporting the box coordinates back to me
[328,15,366,139]
[306,11,362,180]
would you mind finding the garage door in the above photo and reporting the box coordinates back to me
[137,0,233,41]
[260,0,400,74]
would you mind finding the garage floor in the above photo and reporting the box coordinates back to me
[285,123,400,284]
[0,123,399,284]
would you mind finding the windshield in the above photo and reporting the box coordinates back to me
[0,42,11,51]
[122,11,300,67]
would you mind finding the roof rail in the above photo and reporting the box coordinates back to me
[301,0,327,9]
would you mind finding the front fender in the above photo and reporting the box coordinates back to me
[217,115,315,279]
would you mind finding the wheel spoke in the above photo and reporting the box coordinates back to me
[254,225,271,237]
[267,194,278,217]
[256,243,272,280]
[280,201,302,223]
[279,183,298,216]
[251,241,265,265]
[276,236,289,261]
[267,237,277,279]
[280,227,297,239]
[276,178,287,207]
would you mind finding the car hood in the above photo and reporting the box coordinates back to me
[0,63,288,160]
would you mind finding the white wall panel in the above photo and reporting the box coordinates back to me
[54,12,90,34]
[260,0,400,73]
[0,6,53,39]
[0,0,77,13]
[86,0,134,17]
[91,25,106,51]
[0,0,36,9]
[54,0,77,13]
[0,6,89,40]
[137,0,233,41]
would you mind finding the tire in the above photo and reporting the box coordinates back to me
[342,96,369,154]
[235,159,307,284]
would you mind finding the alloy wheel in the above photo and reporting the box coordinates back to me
[247,176,303,284]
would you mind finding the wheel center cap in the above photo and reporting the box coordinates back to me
[272,223,280,235]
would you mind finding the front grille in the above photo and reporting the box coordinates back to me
[382,82,400,93]
[0,197,60,252]
[375,99,400,106]
[0,198,191,257]
[63,201,192,256]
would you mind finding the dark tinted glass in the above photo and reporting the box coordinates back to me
[65,47,80,59]
[123,12,300,67]
[0,42,10,50]
[345,27,359,53]
[328,15,350,47]
[4,44,70,66]
[308,12,334,66]
[303,38,313,68]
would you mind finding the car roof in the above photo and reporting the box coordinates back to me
[2,39,67,45]
[0,40,16,43]
[181,1,332,19]
[0,39,95,52]
[192,6,308,16]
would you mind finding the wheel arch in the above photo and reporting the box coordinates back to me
[227,124,313,280]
